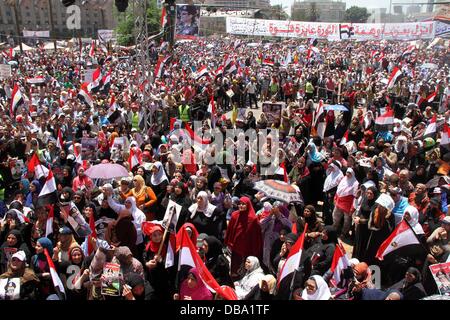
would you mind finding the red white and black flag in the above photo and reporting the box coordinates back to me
[178,227,237,300]
[339,24,354,39]
[37,167,58,207]
[10,83,24,118]
[376,219,421,261]
[387,67,402,89]
[44,248,66,300]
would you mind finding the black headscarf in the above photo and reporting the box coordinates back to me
[360,186,379,214]
[405,267,422,285]
[322,226,338,245]
[205,235,223,261]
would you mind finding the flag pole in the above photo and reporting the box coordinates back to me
[288,223,307,300]
[157,205,176,259]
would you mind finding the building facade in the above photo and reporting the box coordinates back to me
[0,0,116,42]
[204,0,270,9]
[291,0,346,22]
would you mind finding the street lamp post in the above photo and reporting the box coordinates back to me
[47,0,57,50]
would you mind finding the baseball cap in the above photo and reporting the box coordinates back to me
[59,226,73,235]
[442,216,450,225]
[433,187,442,194]
[11,250,26,262]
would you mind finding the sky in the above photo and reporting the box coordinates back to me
[270,0,412,12]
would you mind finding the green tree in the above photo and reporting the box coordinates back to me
[115,0,162,46]
[344,6,371,23]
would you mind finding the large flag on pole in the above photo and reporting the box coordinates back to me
[37,167,58,207]
[28,153,48,179]
[375,108,395,126]
[178,227,237,300]
[376,219,421,261]
[45,205,54,238]
[277,224,307,288]
[424,114,437,137]
[78,83,94,108]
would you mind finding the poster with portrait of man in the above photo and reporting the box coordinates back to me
[262,102,284,124]
[176,5,200,40]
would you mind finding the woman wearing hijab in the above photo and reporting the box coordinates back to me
[244,274,276,300]
[53,227,81,265]
[0,251,40,300]
[0,209,29,246]
[19,179,30,197]
[25,180,42,209]
[234,256,265,300]
[56,166,74,191]
[112,246,144,280]
[366,194,395,266]
[200,235,233,287]
[149,162,169,220]
[175,267,213,300]
[122,272,155,300]
[72,167,94,197]
[105,195,142,257]
[322,160,344,226]
[225,197,263,278]
[388,267,426,300]
[301,275,332,300]
[295,205,324,249]
[142,223,172,301]
[0,229,31,273]
[306,226,338,276]
[306,138,327,205]
[170,182,192,230]
[352,186,378,261]
[31,237,56,299]
[333,168,359,239]
[121,175,157,221]
[60,246,86,301]
[186,191,225,240]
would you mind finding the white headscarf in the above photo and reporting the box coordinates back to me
[323,162,344,192]
[189,191,216,218]
[336,168,359,197]
[125,196,146,244]
[301,275,331,300]
[404,205,424,235]
[235,256,265,300]
[364,110,374,130]
[150,161,169,186]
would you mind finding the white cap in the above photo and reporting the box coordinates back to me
[11,250,26,262]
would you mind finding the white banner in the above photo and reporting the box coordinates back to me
[98,29,114,42]
[0,64,12,78]
[84,69,96,83]
[226,17,436,41]
[23,30,50,38]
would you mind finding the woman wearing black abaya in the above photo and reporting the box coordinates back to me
[388,267,427,300]
[202,235,233,287]
[352,186,378,262]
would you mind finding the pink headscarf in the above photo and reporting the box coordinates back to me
[179,268,213,300]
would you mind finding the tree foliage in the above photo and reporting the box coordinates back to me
[344,6,371,23]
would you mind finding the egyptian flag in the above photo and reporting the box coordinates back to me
[277,224,307,288]
[10,83,24,118]
[87,210,97,256]
[101,70,112,92]
[107,94,118,117]
[441,123,450,146]
[194,66,209,80]
[226,62,237,74]
[161,6,168,30]
[184,122,211,145]
[37,167,58,207]
[215,65,224,77]
[207,95,216,128]
[165,233,176,268]
[310,38,318,47]
[340,130,349,146]
[424,114,437,137]
[56,128,64,150]
[45,205,54,238]
[223,54,232,69]
[178,227,237,300]
[89,40,95,58]
[73,144,83,166]
[262,59,274,68]
[44,248,66,300]
[278,161,289,183]
[329,243,350,287]
[128,147,142,169]
[28,153,49,179]
[78,83,94,108]
[88,67,102,92]
[155,56,170,79]
[307,45,319,60]
[376,220,421,261]
[1,209,30,224]
[375,108,395,126]
[387,67,402,89]
[419,89,439,107]
[402,44,416,58]
[339,24,354,39]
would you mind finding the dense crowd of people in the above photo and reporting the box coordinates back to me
[0,33,449,300]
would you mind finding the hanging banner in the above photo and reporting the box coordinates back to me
[97,29,115,42]
[175,5,201,40]
[226,17,436,41]
[23,30,50,38]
